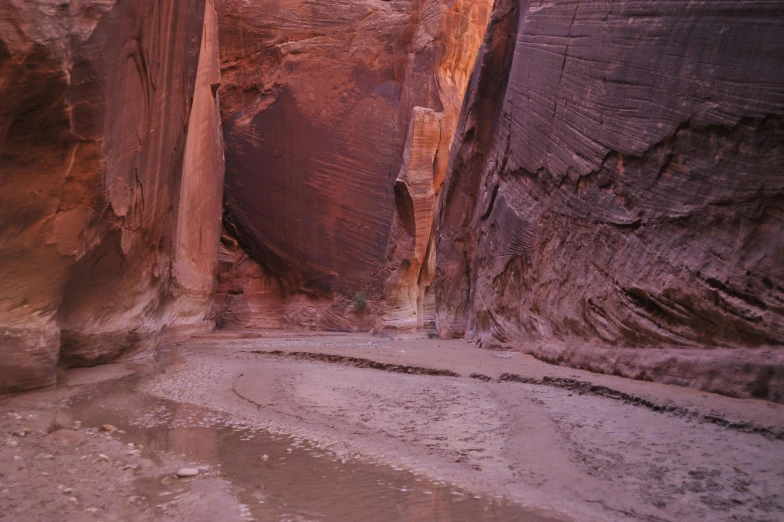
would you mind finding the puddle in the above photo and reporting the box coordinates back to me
[63,373,561,521]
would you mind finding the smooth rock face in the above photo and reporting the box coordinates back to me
[172,0,226,322]
[177,467,200,478]
[215,0,490,330]
[217,0,415,304]
[0,0,224,392]
[433,0,784,400]
[376,108,443,334]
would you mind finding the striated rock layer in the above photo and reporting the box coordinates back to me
[375,0,492,335]
[215,0,490,331]
[213,227,375,332]
[0,0,225,392]
[433,0,784,401]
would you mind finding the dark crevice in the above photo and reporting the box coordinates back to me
[480,183,500,220]
[394,180,416,239]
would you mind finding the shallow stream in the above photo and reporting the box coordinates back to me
[62,367,558,521]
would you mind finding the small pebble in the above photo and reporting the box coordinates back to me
[260,455,269,461]
[176,468,200,478]
[97,454,109,462]
[68,497,78,506]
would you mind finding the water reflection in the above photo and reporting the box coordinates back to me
[65,380,559,521]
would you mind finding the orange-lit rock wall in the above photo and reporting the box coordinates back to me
[215,0,491,332]
[0,0,225,392]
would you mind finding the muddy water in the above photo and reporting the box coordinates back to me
[63,375,559,522]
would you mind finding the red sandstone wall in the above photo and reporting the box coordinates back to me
[2,0,783,402]
[214,0,491,332]
[433,0,784,401]
[0,0,225,392]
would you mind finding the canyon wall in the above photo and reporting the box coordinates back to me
[433,0,784,400]
[214,0,490,332]
[2,0,783,401]
[0,0,225,392]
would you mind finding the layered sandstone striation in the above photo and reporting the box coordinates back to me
[216,0,416,327]
[213,227,375,331]
[433,0,784,400]
[0,0,225,392]
[2,0,783,403]
[375,0,492,335]
[215,0,491,331]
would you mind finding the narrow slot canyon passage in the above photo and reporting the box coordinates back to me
[1,0,783,521]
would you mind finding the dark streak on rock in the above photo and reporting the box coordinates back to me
[247,348,782,441]
[250,350,460,377]
[498,373,784,441]
[470,372,493,381]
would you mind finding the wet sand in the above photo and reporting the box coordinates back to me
[2,332,783,521]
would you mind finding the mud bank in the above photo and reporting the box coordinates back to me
[2,332,784,521]
[0,362,244,522]
[0,338,556,522]
[146,332,784,521]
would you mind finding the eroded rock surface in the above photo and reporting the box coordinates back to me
[213,228,375,331]
[216,0,491,330]
[433,0,784,400]
[0,0,224,392]
[374,0,492,335]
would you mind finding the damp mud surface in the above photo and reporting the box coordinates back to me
[63,373,550,521]
[2,331,784,521]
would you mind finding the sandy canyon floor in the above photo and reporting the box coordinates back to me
[1,332,783,521]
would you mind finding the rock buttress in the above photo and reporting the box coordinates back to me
[375,0,493,335]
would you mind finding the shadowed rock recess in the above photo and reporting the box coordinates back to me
[1,0,783,402]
